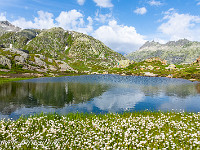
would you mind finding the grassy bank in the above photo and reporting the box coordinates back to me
[111,60,200,81]
[0,77,33,84]
[0,72,86,85]
[1,112,200,149]
[1,57,200,84]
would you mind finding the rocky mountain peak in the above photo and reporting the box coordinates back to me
[139,39,192,50]
[139,40,161,50]
[166,39,191,46]
[0,26,125,73]
[0,21,21,36]
[126,38,200,64]
[0,21,10,26]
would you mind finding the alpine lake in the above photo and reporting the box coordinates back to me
[1,74,200,120]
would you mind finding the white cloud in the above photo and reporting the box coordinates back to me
[12,9,93,34]
[77,0,85,5]
[10,9,146,54]
[163,8,175,15]
[12,18,35,29]
[93,0,113,8]
[92,20,146,54]
[56,10,93,34]
[0,12,7,21]
[95,10,112,23]
[134,7,147,15]
[56,10,84,29]
[148,0,162,6]
[158,9,200,41]
[12,11,55,29]
[34,11,55,29]
[152,38,166,44]
[76,16,93,34]
[93,87,145,112]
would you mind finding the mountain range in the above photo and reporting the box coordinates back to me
[1,21,200,76]
[126,39,200,64]
[0,21,125,74]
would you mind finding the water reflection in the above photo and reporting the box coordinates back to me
[92,83,200,112]
[140,84,197,98]
[196,83,200,94]
[0,75,200,119]
[0,82,109,115]
[92,86,145,112]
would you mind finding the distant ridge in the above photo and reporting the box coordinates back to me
[126,39,200,64]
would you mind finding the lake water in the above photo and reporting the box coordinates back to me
[0,74,200,120]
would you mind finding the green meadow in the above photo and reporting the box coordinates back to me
[1,112,200,149]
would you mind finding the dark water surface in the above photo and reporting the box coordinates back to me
[1,74,200,119]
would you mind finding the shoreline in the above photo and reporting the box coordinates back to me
[0,72,199,84]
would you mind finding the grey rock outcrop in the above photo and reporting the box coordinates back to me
[4,48,29,64]
[48,65,57,71]
[14,54,29,64]
[0,48,78,72]
[22,64,37,70]
[58,61,76,72]
[34,57,47,67]
[35,54,45,60]
[0,55,11,69]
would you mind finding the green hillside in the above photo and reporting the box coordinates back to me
[0,25,125,76]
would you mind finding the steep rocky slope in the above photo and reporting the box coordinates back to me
[0,22,125,74]
[23,27,124,72]
[0,29,41,48]
[126,39,200,64]
[0,21,21,36]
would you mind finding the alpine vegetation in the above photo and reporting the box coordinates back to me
[126,39,200,64]
[0,112,200,149]
[0,22,125,75]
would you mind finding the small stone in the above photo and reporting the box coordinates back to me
[166,74,173,78]
[144,72,158,77]
[48,58,53,63]
[103,71,108,74]
[189,79,196,81]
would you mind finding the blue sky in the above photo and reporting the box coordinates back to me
[1,0,200,54]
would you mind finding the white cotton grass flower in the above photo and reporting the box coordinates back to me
[0,112,200,149]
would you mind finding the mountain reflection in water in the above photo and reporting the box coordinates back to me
[0,82,109,115]
[0,75,200,119]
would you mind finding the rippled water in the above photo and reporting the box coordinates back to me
[0,74,200,119]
